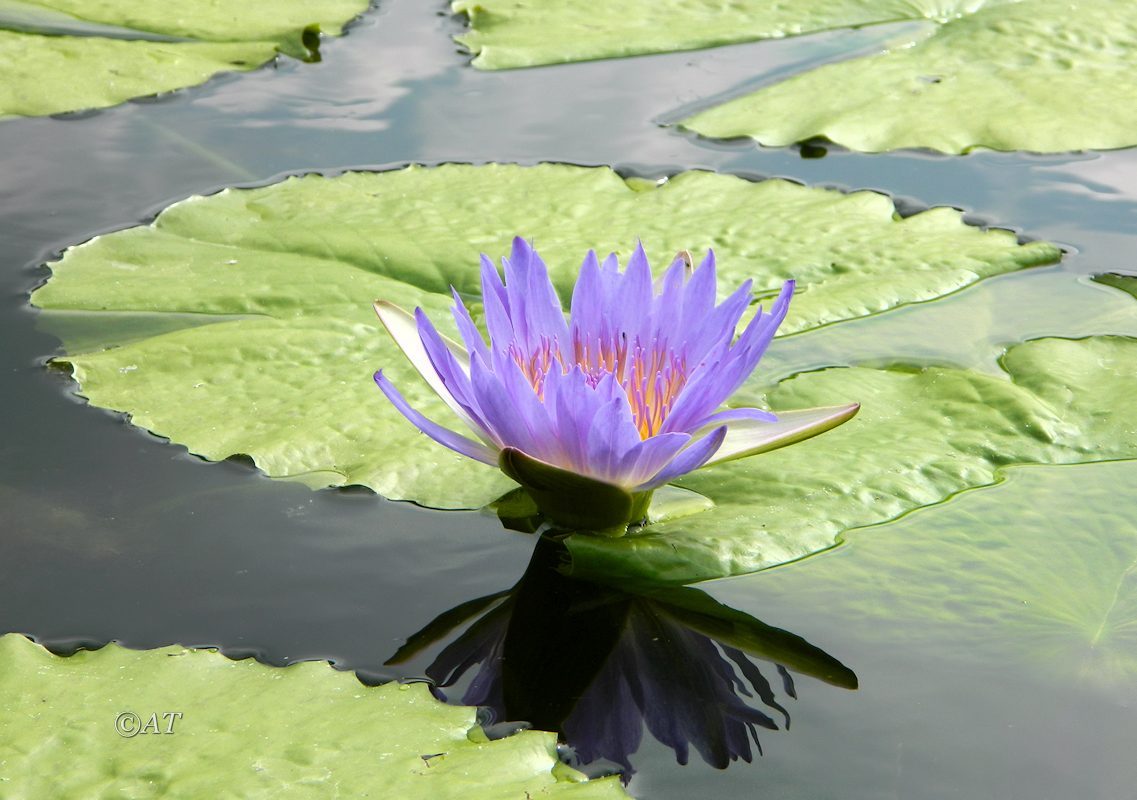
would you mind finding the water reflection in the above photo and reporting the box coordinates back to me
[387,534,856,778]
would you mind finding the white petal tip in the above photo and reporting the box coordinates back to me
[703,402,860,467]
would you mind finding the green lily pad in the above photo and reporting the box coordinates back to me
[450,0,968,70]
[567,336,1137,584]
[0,0,368,119]
[454,0,1137,154]
[30,164,1057,509]
[743,459,1137,688]
[681,0,1137,153]
[0,633,627,798]
[1094,272,1137,299]
[764,270,1137,383]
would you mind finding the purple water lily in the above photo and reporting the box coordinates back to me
[374,237,857,531]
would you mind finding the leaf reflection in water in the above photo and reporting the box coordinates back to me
[387,535,856,779]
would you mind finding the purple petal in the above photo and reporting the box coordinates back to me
[503,237,534,349]
[685,279,752,364]
[691,407,778,429]
[598,251,622,306]
[479,252,509,312]
[700,280,794,404]
[584,382,641,484]
[481,255,515,347]
[569,250,604,350]
[469,354,530,451]
[734,281,794,358]
[450,288,491,364]
[414,308,489,433]
[616,432,692,488]
[636,426,727,491]
[653,253,688,322]
[679,249,717,335]
[525,246,571,349]
[374,300,474,428]
[663,280,794,433]
[658,340,732,433]
[374,371,499,465]
[615,242,654,343]
[496,353,562,464]
[553,366,603,473]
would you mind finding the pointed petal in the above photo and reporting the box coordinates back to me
[413,308,490,434]
[679,249,717,334]
[479,253,508,312]
[598,251,621,306]
[524,246,571,351]
[655,250,692,295]
[651,252,689,334]
[636,426,727,491]
[480,255,516,348]
[553,365,603,473]
[503,237,534,348]
[469,354,534,452]
[373,371,499,466]
[657,339,732,434]
[693,406,779,428]
[616,432,691,488]
[450,288,491,364]
[374,301,474,425]
[586,396,642,484]
[697,279,794,405]
[733,280,794,359]
[496,352,562,464]
[685,278,752,364]
[615,242,653,340]
[569,250,604,347]
[664,280,794,433]
[701,403,860,467]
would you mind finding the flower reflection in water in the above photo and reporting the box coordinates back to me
[386,535,856,778]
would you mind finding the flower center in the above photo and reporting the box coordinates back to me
[511,334,689,439]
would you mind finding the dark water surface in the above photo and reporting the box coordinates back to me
[2,2,1135,797]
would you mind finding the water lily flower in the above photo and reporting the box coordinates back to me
[374,237,857,532]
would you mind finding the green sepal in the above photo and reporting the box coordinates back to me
[498,447,651,535]
[491,483,713,535]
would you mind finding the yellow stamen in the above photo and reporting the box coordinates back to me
[514,334,688,439]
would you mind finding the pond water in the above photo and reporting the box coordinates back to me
[2,1,1136,797]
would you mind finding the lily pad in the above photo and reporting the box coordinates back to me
[764,270,1137,383]
[1094,272,1137,299]
[450,0,970,70]
[0,633,627,798]
[0,0,368,119]
[743,460,1137,688]
[30,164,1057,509]
[681,0,1137,153]
[567,336,1137,584]
[453,0,1137,154]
